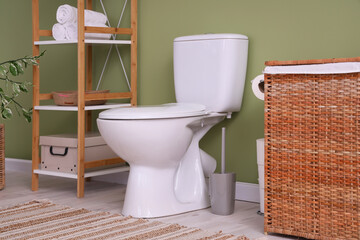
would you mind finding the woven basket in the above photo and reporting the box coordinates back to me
[0,124,4,190]
[52,90,110,106]
[264,57,360,240]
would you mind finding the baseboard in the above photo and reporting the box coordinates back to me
[5,158,260,203]
[235,182,260,203]
[5,158,32,172]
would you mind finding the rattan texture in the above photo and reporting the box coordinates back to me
[264,59,360,240]
[0,124,4,190]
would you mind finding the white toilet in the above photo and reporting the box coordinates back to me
[97,33,248,218]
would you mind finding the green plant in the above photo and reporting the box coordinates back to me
[0,51,45,123]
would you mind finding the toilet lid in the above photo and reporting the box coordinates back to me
[98,103,208,120]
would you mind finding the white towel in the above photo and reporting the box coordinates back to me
[56,4,108,25]
[64,23,112,40]
[52,23,67,40]
[263,62,360,74]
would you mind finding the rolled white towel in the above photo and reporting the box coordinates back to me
[65,23,112,40]
[56,4,77,24]
[84,9,108,25]
[52,23,67,40]
[56,4,108,25]
[64,23,77,40]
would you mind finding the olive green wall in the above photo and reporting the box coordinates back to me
[1,0,360,183]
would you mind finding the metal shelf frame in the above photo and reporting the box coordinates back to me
[31,0,137,198]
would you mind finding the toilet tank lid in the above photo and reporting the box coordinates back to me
[174,33,248,42]
[98,103,208,120]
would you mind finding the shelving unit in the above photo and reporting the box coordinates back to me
[31,0,137,198]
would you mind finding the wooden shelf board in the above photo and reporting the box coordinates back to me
[34,39,132,45]
[34,103,131,111]
[34,166,130,179]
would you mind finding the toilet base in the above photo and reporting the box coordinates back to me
[122,165,210,218]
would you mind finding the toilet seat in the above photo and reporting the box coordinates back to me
[99,103,208,120]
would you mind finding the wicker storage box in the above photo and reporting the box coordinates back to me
[52,90,109,106]
[40,132,118,173]
[264,57,360,240]
[0,124,4,190]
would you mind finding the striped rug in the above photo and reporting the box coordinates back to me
[0,200,249,240]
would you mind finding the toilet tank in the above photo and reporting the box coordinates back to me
[174,33,248,113]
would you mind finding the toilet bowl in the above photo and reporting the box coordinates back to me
[97,33,249,218]
[97,103,226,217]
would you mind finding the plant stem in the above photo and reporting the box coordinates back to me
[0,51,44,66]
[0,93,24,109]
[0,56,34,66]
[0,77,22,85]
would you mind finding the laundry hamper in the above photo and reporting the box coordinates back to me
[0,124,4,190]
[264,57,360,240]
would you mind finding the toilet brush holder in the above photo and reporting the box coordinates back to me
[209,172,236,215]
[209,127,236,215]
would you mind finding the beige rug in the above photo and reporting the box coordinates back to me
[0,200,249,240]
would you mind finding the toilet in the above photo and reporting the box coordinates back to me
[97,33,248,218]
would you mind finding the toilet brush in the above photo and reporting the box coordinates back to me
[209,127,236,215]
[221,127,226,174]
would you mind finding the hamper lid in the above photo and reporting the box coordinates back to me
[40,132,106,148]
[264,62,360,74]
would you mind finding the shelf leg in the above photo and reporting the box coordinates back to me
[31,110,40,191]
[86,45,93,132]
[77,0,86,198]
[130,0,137,106]
[31,0,40,192]
[86,0,93,133]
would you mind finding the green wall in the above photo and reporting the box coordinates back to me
[1,0,360,183]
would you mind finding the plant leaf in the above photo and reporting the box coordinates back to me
[9,63,18,76]
[12,83,21,95]
[30,59,39,66]
[24,114,31,123]
[3,95,11,102]
[19,82,28,92]
[21,59,28,68]
[1,98,9,107]
[14,61,24,74]
[0,66,6,76]
[34,51,46,59]
[22,108,32,123]
[2,107,12,119]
